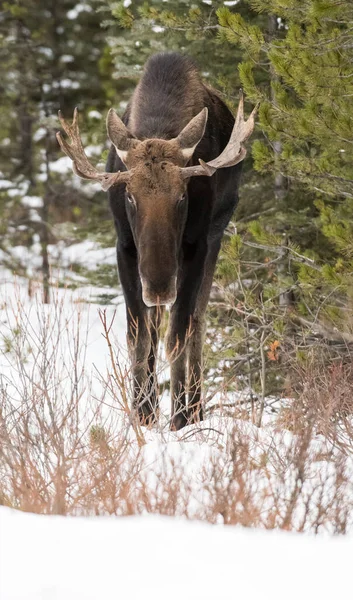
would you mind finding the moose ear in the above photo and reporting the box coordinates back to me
[106,109,138,164]
[175,108,208,161]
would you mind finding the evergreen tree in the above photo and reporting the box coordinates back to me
[2,0,351,412]
[106,0,353,408]
[217,0,353,337]
[0,0,115,297]
[205,0,353,417]
[99,0,275,237]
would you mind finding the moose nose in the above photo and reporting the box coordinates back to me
[141,276,177,307]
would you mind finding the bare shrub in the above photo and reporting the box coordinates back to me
[279,359,353,450]
[1,283,353,534]
[0,284,139,514]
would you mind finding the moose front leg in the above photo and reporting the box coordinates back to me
[166,312,189,431]
[167,238,221,430]
[145,305,163,421]
[166,239,209,431]
[167,310,205,429]
[167,308,205,430]
[126,308,156,425]
[118,244,160,426]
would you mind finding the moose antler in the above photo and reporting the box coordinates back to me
[56,108,130,191]
[180,91,258,179]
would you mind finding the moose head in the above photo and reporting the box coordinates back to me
[56,94,256,307]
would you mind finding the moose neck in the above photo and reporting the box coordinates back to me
[128,53,205,141]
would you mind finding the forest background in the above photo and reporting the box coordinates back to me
[1,0,353,423]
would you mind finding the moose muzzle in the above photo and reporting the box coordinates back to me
[141,275,177,307]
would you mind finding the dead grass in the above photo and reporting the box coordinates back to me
[1,284,353,534]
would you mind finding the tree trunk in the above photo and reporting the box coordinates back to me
[268,14,286,202]
[41,132,51,305]
[18,106,34,185]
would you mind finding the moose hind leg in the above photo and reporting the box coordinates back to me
[187,239,222,424]
[166,316,189,431]
[187,314,205,424]
[170,352,188,431]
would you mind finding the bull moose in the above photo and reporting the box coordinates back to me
[57,52,256,431]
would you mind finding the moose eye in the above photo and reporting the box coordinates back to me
[126,192,136,207]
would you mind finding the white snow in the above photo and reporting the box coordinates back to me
[85,144,104,157]
[50,239,117,270]
[88,110,102,119]
[60,78,80,90]
[49,146,104,176]
[0,179,12,189]
[67,3,93,20]
[38,46,54,59]
[33,126,47,142]
[6,181,29,197]
[49,155,72,174]
[21,195,43,208]
[28,208,42,222]
[61,54,75,63]
[1,238,353,599]
[152,25,165,33]
[0,507,352,600]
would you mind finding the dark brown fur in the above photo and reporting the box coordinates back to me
[107,53,243,430]
[128,55,205,139]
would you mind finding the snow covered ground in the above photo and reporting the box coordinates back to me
[1,246,353,598]
[1,506,352,600]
